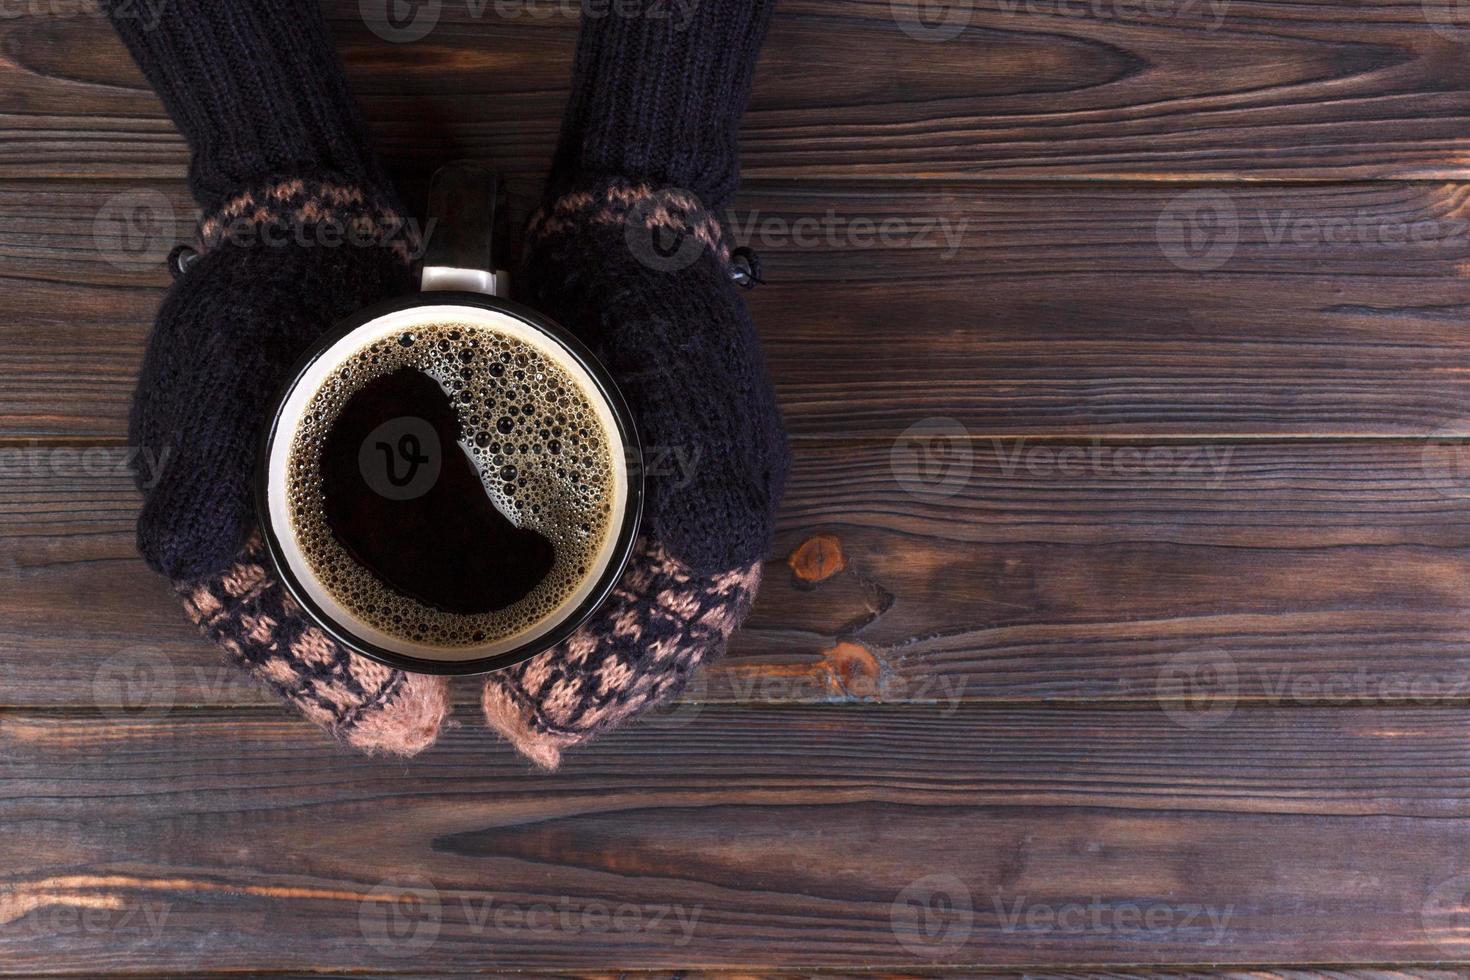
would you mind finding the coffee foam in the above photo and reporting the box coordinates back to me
[284,319,617,650]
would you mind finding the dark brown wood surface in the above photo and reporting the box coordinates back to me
[7,705,1470,973]
[5,0,1470,974]
[11,441,1470,712]
[17,179,1470,439]
[10,1,1470,181]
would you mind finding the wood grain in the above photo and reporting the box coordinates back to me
[8,439,1470,712]
[8,1,1470,181]
[998,975,1470,980]
[9,0,1470,971]
[3,705,1470,971]
[9,180,1470,440]
[94,975,1470,980]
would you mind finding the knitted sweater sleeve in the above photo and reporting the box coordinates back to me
[546,0,776,211]
[102,0,397,216]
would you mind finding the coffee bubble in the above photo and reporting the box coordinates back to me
[285,321,616,647]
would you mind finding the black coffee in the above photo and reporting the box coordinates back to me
[321,367,555,614]
[284,320,617,648]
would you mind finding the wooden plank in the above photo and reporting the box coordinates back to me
[70,975,1470,980]
[1000,975,1470,980]
[8,439,1470,711]
[8,1,1470,181]
[963,975,1470,979]
[120,975,1470,980]
[3,705,1470,971]
[9,179,1470,440]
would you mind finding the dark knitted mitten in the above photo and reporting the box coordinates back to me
[485,0,787,766]
[107,0,448,754]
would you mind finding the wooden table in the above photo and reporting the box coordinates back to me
[5,0,1470,974]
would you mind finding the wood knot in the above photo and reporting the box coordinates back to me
[788,534,846,585]
[822,641,882,699]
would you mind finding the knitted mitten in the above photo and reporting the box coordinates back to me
[106,0,449,754]
[484,0,788,767]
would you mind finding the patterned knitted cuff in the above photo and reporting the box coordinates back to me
[195,177,419,265]
[525,179,732,272]
[177,533,449,756]
[482,537,762,769]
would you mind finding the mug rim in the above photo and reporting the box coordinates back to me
[254,290,645,677]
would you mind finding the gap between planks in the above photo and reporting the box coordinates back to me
[9,699,1470,714]
[15,434,1470,449]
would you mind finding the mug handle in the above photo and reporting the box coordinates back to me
[420,161,508,298]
